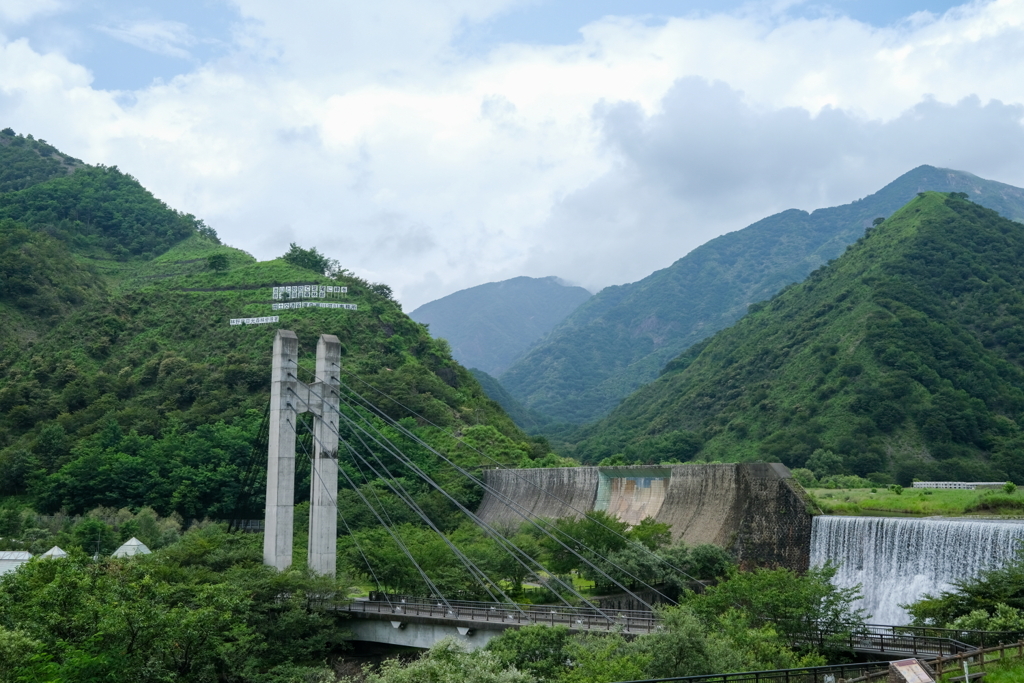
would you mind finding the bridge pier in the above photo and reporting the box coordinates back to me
[263,329,341,576]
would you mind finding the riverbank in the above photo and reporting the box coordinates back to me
[808,486,1024,517]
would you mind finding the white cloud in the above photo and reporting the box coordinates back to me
[1,0,1023,309]
[0,0,62,27]
[96,20,196,60]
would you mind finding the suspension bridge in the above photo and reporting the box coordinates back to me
[229,330,1004,659]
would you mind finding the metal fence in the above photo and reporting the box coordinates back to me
[612,662,890,683]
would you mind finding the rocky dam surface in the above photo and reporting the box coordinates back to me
[476,463,814,571]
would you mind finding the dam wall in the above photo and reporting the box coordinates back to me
[477,463,813,571]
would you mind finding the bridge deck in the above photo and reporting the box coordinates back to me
[337,598,660,634]
[337,599,1011,659]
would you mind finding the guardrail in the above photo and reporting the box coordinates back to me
[338,599,1021,657]
[337,597,661,634]
[795,625,971,657]
[612,661,891,683]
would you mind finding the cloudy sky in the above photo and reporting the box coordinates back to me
[2,0,1023,309]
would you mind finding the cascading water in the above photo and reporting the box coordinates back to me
[810,515,1024,625]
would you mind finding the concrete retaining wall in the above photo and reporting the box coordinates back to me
[477,463,813,571]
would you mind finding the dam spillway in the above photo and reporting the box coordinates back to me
[810,515,1024,625]
[476,463,814,571]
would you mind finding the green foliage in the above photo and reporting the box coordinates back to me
[0,220,104,321]
[281,243,337,276]
[571,194,1024,483]
[906,548,1024,627]
[947,604,1024,635]
[644,607,824,679]
[0,136,539,524]
[502,167,1024,426]
[630,517,672,550]
[355,638,534,683]
[0,165,203,259]
[486,625,572,681]
[682,564,866,653]
[1005,481,1017,494]
[0,129,82,194]
[0,526,346,682]
[207,253,229,271]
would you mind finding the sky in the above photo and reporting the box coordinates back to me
[1,0,1023,309]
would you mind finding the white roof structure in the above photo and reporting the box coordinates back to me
[112,537,152,558]
[40,546,68,559]
[0,550,33,576]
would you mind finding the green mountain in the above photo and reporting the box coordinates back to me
[468,368,546,431]
[500,166,1024,425]
[571,192,1024,486]
[410,276,592,376]
[0,127,84,193]
[0,130,543,522]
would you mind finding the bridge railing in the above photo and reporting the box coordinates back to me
[337,597,1021,652]
[793,623,1024,656]
[336,597,661,634]
[612,661,890,683]
[794,625,971,657]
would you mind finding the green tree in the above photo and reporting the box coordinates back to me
[486,625,573,681]
[281,243,337,276]
[206,253,228,271]
[683,564,866,651]
[559,633,650,683]
[356,637,534,683]
[907,548,1024,626]
[631,517,671,550]
[0,527,347,682]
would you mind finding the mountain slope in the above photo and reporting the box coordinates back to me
[572,192,1024,486]
[500,166,1024,424]
[410,275,591,376]
[0,133,545,523]
[0,128,84,193]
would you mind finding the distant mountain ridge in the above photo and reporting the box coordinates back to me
[570,192,1024,486]
[410,276,591,376]
[500,166,1024,425]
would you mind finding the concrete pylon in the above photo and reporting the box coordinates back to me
[264,329,299,571]
[263,330,342,576]
[308,334,341,576]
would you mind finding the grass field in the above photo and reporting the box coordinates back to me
[808,486,1024,517]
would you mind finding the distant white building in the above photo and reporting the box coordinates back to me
[0,550,32,575]
[912,481,1006,490]
[112,537,152,558]
[40,546,67,559]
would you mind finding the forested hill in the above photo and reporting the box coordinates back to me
[571,193,1024,486]
[0,130,545,523]
[500,166,1024,425]
[410,275,592,376]
[0,127,84,193]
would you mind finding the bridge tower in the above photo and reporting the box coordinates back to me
[264,329,341,576]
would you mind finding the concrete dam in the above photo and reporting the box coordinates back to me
[476,463,814,571]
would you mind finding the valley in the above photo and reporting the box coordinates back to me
[4,130,1024,682]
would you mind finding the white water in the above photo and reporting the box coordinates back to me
[810,515,1024,624]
